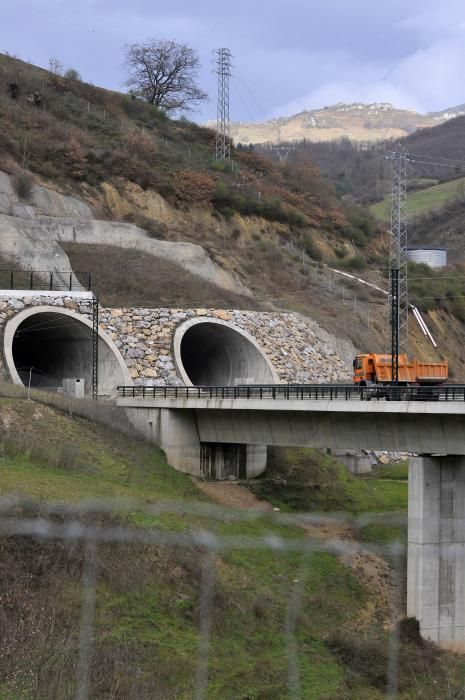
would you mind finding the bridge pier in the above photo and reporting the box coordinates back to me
[408,455,465,650]
[123,406,267,479]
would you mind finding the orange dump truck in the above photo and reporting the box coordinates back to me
[353,353,448,387]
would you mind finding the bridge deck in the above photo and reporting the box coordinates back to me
[118,384,465,413]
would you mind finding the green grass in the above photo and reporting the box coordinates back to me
[2,398,465,699]
[370,176,465,222]
[249,447,408,514]
[0,397,362,698]
[0,398,198,504]
[370,462,408,481]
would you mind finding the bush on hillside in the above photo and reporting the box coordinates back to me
[13,171,34,200]
[64,138,87,179]
[173,169,216,203]
[123,128,157,162]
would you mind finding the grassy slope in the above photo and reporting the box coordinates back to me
[248,447,408,515]
[1,396,464,698]
[370,176,465,223]
[0,397,360,699]
[62,243,265,310]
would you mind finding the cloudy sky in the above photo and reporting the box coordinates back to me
[2,0,465,122]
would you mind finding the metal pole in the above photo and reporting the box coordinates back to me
[27,366,33,400]
[391,268,399,387]
[92,297,99,400]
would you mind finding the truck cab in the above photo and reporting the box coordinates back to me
[353,354,374,385]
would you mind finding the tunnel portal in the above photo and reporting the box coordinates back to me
[5,307,129,396]
[174,318,277,386]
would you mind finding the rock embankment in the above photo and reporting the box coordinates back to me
[99,307,351,385]
[0,295,351,386]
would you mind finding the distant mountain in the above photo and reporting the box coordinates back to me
[227,102,465,145]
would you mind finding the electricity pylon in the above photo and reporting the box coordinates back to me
[212,48,232,160]
[387,147,409,354]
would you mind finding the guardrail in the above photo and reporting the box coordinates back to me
[0,270,92,292]
[118,384,465,401]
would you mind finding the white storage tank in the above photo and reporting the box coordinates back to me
[407,247,447,269]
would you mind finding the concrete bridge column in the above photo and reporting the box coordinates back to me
[123,406,267,479]
[408,455,465,649]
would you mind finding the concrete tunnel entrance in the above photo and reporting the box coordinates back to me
[173,317,279,386]
[4,306,131,396]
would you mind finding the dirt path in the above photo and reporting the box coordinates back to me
[195,480,274,511]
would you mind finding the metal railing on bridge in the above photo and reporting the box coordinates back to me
[118,384,465,402]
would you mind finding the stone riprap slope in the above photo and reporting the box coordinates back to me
[100,307,351,385]
[0,295,351,386]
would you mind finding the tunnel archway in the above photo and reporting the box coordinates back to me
[173,317,279,386]
[4,306,131,396]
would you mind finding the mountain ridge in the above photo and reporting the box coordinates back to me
[227,101,465,145]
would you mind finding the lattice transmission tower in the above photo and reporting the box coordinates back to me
[387,148,409,354]
[212,48,232,160]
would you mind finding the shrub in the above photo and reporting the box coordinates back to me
[64,138,87,179]
[301,232,323,261]
[64,68,81,81]
[13,171,34,200]
[340,254,366,271]
[209,160,230,172]
[173,169,216,203]
[123,127,157,162]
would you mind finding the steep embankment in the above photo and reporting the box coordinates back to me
[0,170,248,294]
[0,53,384,293]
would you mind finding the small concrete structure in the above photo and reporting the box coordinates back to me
[407,246,447,269]
[331,450,373,474]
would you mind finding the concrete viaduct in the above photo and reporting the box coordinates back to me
[118,385,465,651]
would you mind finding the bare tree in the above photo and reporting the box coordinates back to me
[48,57,64,76]
[123,38,207,114]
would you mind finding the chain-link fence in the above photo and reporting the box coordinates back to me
[0,495,411,699]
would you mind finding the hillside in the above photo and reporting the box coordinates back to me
[0,53,387,292]
[228,102,465,146]
[0,52,408,356]
[1,388,465,698]
[260,112,465,207]
[3,53,465,376]
[370,176,465,224]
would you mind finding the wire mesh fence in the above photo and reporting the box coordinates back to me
[0,495,409,699]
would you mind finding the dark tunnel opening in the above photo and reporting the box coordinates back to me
[179,322,275,386]
[10,311,126,395]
